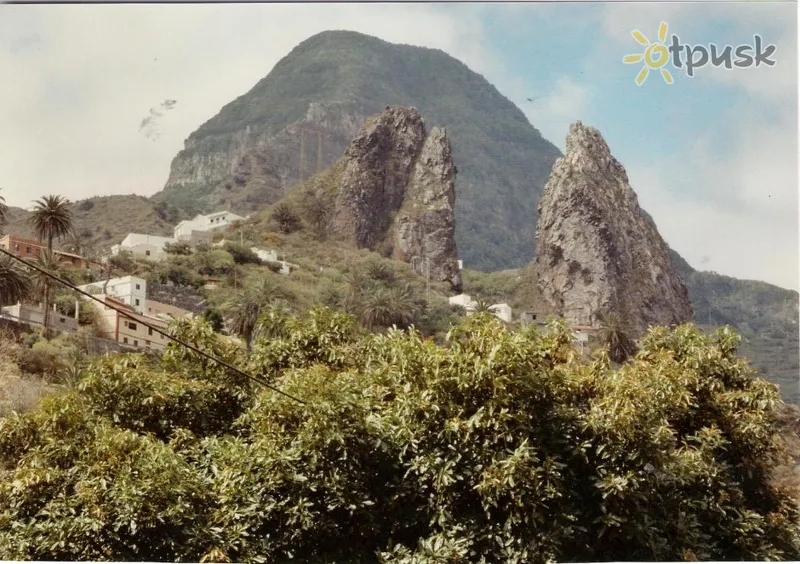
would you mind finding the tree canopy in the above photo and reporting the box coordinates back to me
[0,310,797,562]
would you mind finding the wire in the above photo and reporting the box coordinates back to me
[0,247,306,405]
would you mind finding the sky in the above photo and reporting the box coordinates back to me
[0,1,797,291]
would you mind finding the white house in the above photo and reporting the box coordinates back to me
[449,293,477,312]
[78,276,148,314]
[173,211,246,241]
[1,303,79,333]
[489,303,513,323]
[457,260,463,270]
[111,233,175,261]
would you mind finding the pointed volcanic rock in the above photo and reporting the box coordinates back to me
[533,121,693,334]
[329,105,461,291]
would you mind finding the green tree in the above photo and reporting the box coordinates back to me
[0,316,797,562]
[0,255,28,307]
[29,195,73,252]
[0,188,7,232]
[223,276,287,351]
[270,202,301,234]
[597,311,638,364]
[301,189,333,240]
[31,250,61,335]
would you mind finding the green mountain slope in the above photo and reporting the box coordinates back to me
[152,29,562,272]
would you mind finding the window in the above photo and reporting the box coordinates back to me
[134,340,138,346]
[145,250,151,256]
[59,317,66,323]
[135,299,140,306]
[25,246,30,254]
[13,244,19,251]
[123,337,128,344]
[148,328,153,336]
[136,284,140,290]
[145,340,150,347]
[128,322,137,330]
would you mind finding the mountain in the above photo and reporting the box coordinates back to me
[1,29,794,402]
[533,121,693,333]
[259,105,463,290]
[151,29,562,272]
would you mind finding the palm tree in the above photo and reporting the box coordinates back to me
[29,195,73,252]
[31,250,60,335]
[0,255,28,307]
[224,276,286,351]
[254,299,292,341]
[597,311,638,364]
[357,286,415,331]
[472,298,494,314]
[64,230,86,256]
[0,188,7,232]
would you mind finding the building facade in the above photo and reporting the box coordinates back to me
[173,211,246,241]
[0,303,79,333]
[78,276,148,314]
[111,233,175,261]
[0,234,96,270]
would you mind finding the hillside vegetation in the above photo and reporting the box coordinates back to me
[2,195,180,257]
[0,313,797,561]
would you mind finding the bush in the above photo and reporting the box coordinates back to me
[17,340,69,379]
[223,242,262,265]
[192,250,235,277]
[269,202,301,234]
[0,316,797,561]
[164,241,193,256]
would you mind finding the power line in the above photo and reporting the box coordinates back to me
[0,247,306,405]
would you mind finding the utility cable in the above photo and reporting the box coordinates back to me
[0,247,306,405]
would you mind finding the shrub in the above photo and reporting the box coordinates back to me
[164,241,193,256]
[223,242,262,265]
[0,316,797,562]
[270,202,301,234]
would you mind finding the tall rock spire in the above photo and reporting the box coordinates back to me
[534,121,693,333]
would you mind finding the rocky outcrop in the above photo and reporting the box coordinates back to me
[330,106,462,290]
[533,121,693,334]
[156,101,367,213]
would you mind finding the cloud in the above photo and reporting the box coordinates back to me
[0,4,495,208]
[521,77,592,152]
[597,2,798,290]
[626,111,798,291]
[140,99,179,141]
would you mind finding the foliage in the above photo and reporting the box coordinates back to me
[164,241,193,256]
[0,189,6,229]
[28,195,73,251]
[0,314,797,562]
[149,261,205,289]
[107,251,136,274]
[223,242,262,265]
[201,307,225,332]
[31,250,60,335]
[300,188,334,240]
[193,249,236,277]
[597,311,638,364]
[269,202,302,234]
[223,275,291,350]
[0,255,28,307]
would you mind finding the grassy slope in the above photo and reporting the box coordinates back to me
[3,195,178,256]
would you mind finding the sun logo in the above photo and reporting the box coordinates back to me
[623,21,674,86]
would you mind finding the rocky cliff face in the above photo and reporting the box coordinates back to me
[329,106,462,290]
[533,121,693,334]
[156,101,367,214]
